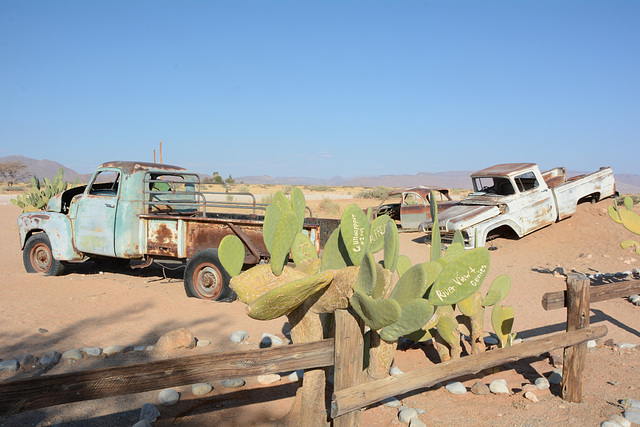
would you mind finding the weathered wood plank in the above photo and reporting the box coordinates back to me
[331,325,607,418]
[542,279,640,311]
[0,339,334,415]
[561,273,590,402]
[333,309,364,427]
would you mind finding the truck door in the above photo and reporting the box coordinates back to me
[74,169,120,257]
[400,191,428,230]
[514,171,557,233]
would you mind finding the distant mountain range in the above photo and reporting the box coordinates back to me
[2,155,639,194]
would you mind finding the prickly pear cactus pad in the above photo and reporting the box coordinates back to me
[291,232,318,266]
[369,214,390,253]
[218,235,245,277]
[491,305,515,347]
[380,299,435,342]
[320,227,350,271]
[246,271,335,320]
[388,263,431,307]
[263,191,294,253]
[383,219,399,272]
[396,255,412,278]
[340,204,370,266]
[481,274,511,307]
[350,290,401,331]
[230,264,307,304]
[354,251,377,295]
[290,187,306,233]
[428,247,491,306]
[270,211,299,275]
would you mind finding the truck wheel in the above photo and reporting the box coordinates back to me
[23,233,66,276]
[184,249,234,302]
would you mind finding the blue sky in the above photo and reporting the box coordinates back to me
[1,1,638,178]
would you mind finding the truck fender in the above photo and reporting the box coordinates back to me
[17,213,84,261]
[475,218,523,248]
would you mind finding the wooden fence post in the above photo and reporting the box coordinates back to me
[561,272,590,402]
[333,309,364,427]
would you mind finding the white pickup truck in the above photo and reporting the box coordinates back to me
[419,163,617,249]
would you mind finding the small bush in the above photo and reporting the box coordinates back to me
[261,194,274,204]
[283,185,295,195]
[304,185,331,192]
[236,184,250,193]
[318,197,341,216]
[357,186,392,199]
[226,194,235,202]
[616,194,640,206]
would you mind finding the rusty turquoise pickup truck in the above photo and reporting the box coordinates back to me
[419,163,617,249]
[17,161,334,301]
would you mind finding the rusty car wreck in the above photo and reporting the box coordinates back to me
[17,161,337,301]
[419,163,617,249]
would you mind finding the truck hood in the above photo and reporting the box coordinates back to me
[421,204,501,231]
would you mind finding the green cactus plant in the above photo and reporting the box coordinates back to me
[491,304,515,348]
[609,196,640,253]
[11,167,78,212]
[340,204,370,266]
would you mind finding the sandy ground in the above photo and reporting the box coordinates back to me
[1,196,639,426]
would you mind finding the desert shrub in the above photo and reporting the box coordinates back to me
[304,185,331,192]
[283,185,295,195]
[616,194,640,206]
[236,184,250,193]
[226,194,234,202]
[357,186,392,199]
[260,194,274,204]
[318,197,340,216]
[3,185,27,191]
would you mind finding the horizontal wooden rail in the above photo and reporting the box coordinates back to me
[542,279,640,310]
[0,339,334,416]
[331,325,607,418]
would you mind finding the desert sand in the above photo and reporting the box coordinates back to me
[1,196,639,426]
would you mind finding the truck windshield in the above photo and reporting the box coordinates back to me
[472,177,515,196]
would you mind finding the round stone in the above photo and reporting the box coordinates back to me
[158,388,180,406]
[221,378,245,388]
[445,382,467,395]
[489,379,510,394]
[192,383,213,396]
[62,349,83,361]
[398,407,418,423]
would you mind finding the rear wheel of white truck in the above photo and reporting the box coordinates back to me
[184,249,235,302]
[23,233,66,276]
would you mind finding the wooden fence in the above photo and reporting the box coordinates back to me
[2,273,638,425]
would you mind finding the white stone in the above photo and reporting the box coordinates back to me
[158,388,180,406]
[230,330,249,343]
[62,349,83,361]
[409,418,427,427]
[83,347,102,357]
[489,379,510,394]
[616,343,636,350]
[103,345,125,356]
[196,339,211,347]
[587,340,597,349]
[390,366,404,376]
[524,391,538,402]
[445,382,467,395]
[609,414,631,427]
[398,407,419,423]
[257,374,281,385]
[381,397,403,408]
[535,377,550,389]
[192,383,213,396]
[134,346,147,352]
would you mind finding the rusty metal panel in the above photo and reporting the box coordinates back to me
[146,219,179,258]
